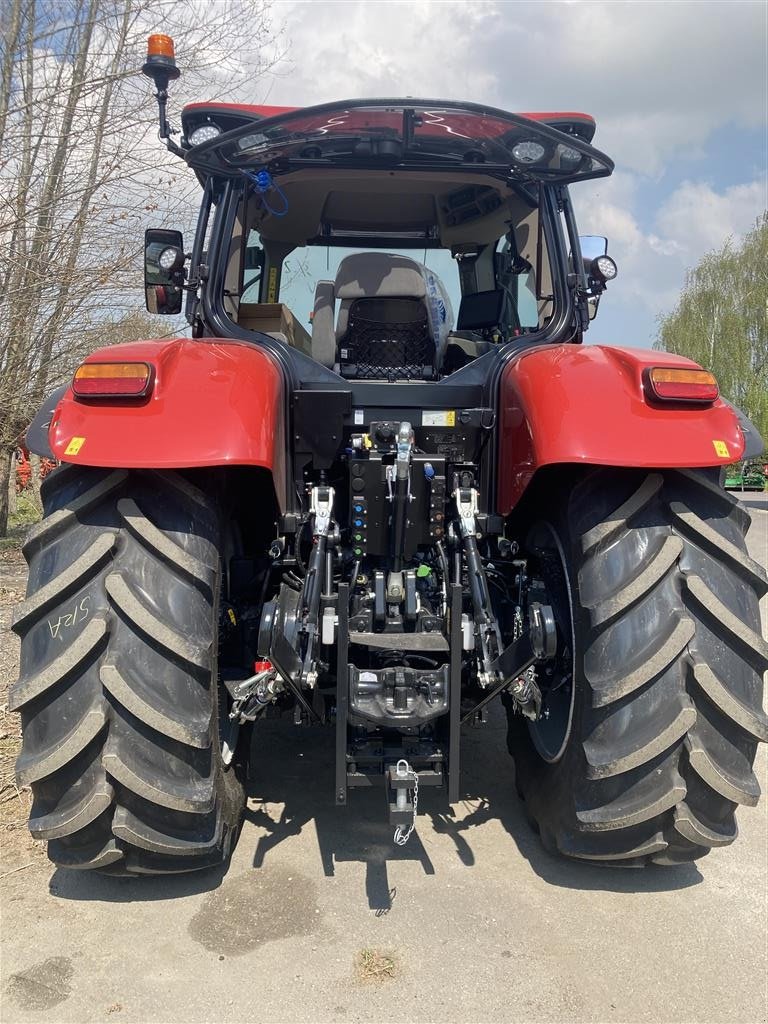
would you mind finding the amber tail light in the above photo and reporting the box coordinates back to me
[645,367,719,404]
[72,362,153,398]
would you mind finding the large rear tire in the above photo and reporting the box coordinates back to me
[11,466,245,874]
[507,469,768,866]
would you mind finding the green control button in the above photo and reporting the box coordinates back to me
[416,564,431,578]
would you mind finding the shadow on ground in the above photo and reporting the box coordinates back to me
[49,708,702,908]
[244,713,702,909]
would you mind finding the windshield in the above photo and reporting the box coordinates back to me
[233,174,558,348]
[271,246,460,330]
[495,237,540,329]
[240,228,552,339]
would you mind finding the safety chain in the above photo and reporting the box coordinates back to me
[393,759,419,846]
[513,605,538,692]
[513,604,523,641]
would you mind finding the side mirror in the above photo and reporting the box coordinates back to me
[145,228,185,315]
[579,235,608,262]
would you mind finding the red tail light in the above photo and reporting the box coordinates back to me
[646,367,719,403]
[73,362,152,398]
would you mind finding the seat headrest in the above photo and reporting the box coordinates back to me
[334,253,428,300]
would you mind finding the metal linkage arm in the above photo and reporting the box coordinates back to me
[299,485,335,687]
[454,486,503,686]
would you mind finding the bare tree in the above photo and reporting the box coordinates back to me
[0,0,282,535]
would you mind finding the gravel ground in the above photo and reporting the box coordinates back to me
[0,493,766,1024]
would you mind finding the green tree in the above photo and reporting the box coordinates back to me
[655,214,768,450]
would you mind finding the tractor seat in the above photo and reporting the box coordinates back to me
[311,253,451,380]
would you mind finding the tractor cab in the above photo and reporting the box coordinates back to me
[144,93,617,382]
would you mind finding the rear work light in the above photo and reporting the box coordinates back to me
[72,362,153,398]
[645,367,719,404]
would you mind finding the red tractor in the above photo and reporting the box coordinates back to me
[12,35,766,875]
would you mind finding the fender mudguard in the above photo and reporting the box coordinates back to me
[498,344,746,513]
[44,338,287,506]
[723,400,765,459]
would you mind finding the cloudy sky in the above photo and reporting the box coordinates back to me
[235,0,767,348]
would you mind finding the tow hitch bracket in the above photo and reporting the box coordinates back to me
[390,759,419,846]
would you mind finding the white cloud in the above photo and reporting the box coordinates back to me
[573,174,766,328]
[250,0,499,106]
[653,179,767,257]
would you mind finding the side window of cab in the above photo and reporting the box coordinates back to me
[242,229,264,303]
[495,236,539,330]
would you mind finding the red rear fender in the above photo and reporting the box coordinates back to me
[50,338,286,504]
[498,344,744,513]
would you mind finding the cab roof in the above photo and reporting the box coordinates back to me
[178,99,611,187]
[182,102,598,144]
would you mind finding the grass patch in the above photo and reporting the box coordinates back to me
[10,493,41,530]
[356,949,397,984]
[1,493,41,555]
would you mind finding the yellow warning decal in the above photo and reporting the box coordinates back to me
[422,410,456,428]
[266,266,278,303]
[64,436,86,456]
[712,440,730,458]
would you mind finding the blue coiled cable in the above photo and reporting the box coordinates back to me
[242,169,289,217]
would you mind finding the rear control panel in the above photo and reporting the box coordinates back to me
[347,447,446,559]
[350,495,368,559]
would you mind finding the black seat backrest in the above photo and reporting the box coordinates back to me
[334,253,444,380]
[339,297,434,380]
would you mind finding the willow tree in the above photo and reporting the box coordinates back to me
[656,214,768,448]
[0,0,280,535]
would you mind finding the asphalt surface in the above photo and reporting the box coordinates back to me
[1,494,767,1024]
